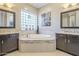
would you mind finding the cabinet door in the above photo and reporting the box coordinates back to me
[56,34,67,51]
[8,34,18,51]
[1,35,8,54]
[0,38,2,55]
[2,34,19,53]
[67,35,79,55]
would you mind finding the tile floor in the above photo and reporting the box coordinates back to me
[5,50,72,56]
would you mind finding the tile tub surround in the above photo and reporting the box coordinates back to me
[19,40,56,52]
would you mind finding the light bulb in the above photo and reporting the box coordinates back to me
[0,3,4,5]
[63,4,70,9]
[71,3,77,6]
[24,8,28,10]
[6,3,14,8]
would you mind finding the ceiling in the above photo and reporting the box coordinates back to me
[30,3,48,8]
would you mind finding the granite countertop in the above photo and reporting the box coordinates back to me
[0,32,19,35]
[57,32,79,35]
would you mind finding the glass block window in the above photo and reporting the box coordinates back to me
[21,9,37,31]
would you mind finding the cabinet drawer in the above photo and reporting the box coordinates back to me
[7,34,19,39]
[68,35,79,39]
[56,34,67,39]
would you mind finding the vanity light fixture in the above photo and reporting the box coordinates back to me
[71,3,77,6]
[24,8,28,10]
[63,3,70,9]
[0,3,14,8]
[6,3,14,8]
[0,3,4,5]
[63,3,78,9]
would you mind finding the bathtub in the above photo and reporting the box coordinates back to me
[20,34,55,40]
[19,34,56,52]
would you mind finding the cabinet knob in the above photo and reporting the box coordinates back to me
[65,39,66,43]
[68,40,70,43]
[2,40,3,44]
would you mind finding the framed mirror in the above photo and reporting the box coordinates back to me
[0,9,15,28]
[61,8,79,28]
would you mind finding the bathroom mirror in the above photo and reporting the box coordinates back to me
[68,12,76,27]
[61,8,79,28]
[0,9,15,28]
[76,10,79,27]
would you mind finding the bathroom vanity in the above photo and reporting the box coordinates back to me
[56,32,79,55]
[0,33,19,55]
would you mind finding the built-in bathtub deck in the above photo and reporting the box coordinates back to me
[20,40,55,43]
[19,40,56,52]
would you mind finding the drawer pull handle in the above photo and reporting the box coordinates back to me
[2,40,3,44]
[59,35,63,37]
[65,39,66,43]
[68,40,70,43]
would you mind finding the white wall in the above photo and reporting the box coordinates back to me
[38,3,63,37]
[38,3,79,38]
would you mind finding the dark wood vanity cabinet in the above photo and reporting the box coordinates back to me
[0,33,19,55]
[67,35,79,55]
[0,38,2,55]
[56,33,79,55]
[56,34,67,51]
